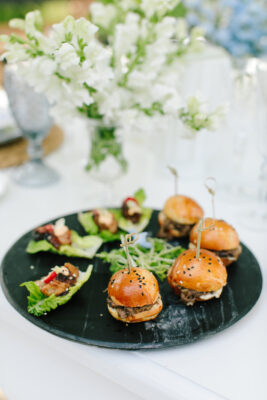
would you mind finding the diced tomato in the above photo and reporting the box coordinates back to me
[44,271,57,284]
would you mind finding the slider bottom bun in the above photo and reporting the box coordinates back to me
[107,296,163,323]
[189,242,241,266]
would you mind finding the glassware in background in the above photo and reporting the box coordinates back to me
[221,58,259,202]
[86,123,125,205]
[4,64,59,187]
[239,60,267,231]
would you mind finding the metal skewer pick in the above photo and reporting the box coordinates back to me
[205,176,216,222]
[167,166,179,196]
[120,233,139,273]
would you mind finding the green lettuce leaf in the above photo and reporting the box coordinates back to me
[78,212,98,235]
[21,265,93,316]
[78,211,123,242]
[134,188,146,205]
[111,207,152,233]
[26,231,102,259]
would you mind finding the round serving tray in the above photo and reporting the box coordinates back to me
[0,210,263,349]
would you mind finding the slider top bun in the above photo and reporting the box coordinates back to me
[168,249,227,292]
[108,267,159,308]
[163,195,204,225]
[189,218,240,251]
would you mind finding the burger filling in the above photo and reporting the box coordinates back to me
[214,245,242,261]
[158,212,193,239]
[175,285,223,306]
[107,295,161,319]
[189,242,242,262]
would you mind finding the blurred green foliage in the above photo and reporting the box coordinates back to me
[0,0,70,23]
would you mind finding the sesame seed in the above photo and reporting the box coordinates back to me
[142,292,144,296]
[189,274,192,277]
[208,262,212,265]
[179,280,183,284]
[30,265,35,270]
[130,280,132,283]
[183,271,186,274]
[139,285,142,288]
[208,269,211,272]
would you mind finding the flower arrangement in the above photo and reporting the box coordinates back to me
[0,1,223,172]
[185,0,267,58]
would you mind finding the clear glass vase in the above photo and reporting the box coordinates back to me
[86,123,127,205]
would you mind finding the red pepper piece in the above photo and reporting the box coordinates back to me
[123,197,138,205]
[44,271,57,284]
[36,224,54,234]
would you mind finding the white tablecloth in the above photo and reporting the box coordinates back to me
[0,119,266,400]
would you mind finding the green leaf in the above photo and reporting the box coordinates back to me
[99,229,123,242]
[26,231,103,259]
[110,207,152,233]
[134,188,146,205]
[78,211,123,242]
[21,265,93,316]
[78,212,99,235]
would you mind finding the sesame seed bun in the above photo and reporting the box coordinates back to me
[163,195,204,225]
[189,218,240,251]
[107,267,163,323]
[168,249,227,293]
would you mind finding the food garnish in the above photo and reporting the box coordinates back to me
[98,237,185,281]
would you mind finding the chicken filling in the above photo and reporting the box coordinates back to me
[33,219,72,249]
[122,200,142,223]
[36,263,79,297]
[93,209,118,233]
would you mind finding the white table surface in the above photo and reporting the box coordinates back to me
[0,121,266,400]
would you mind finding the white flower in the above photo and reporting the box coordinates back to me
[9,18,25,30]
[176,18,188,39]
[52,15,76,44]
[54,43,80,71]
[141,0,180,18]
[74,18,98,42]
[90,3,117,30]
[24,10,43,35]
[3,43,28,63]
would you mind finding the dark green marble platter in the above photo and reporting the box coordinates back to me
[0,210,263,349]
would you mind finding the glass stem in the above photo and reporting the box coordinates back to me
[27,137,43,163]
